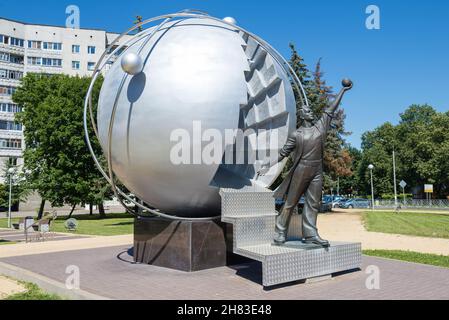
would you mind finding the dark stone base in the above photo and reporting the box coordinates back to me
[134,217,235,272]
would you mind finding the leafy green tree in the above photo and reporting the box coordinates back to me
[13,73,110,217]
[357,104,449,198]
[0,160,31,209]
[338,146,363,195]
[396,105,449,197]
[358,122,398,197]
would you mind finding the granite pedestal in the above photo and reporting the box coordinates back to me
[134,217,230,272]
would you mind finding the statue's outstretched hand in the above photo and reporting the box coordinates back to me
[257,160,271,176]
[342,78,353,91]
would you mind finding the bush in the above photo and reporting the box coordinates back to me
[380,193,413,200]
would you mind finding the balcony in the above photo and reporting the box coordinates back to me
[0,130,23,142]
[0,43,25,55]
[0,148,22,158]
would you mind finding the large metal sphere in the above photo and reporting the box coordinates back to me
[97,18,296,216]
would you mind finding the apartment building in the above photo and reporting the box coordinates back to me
[0,17,131,182]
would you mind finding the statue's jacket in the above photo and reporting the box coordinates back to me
[273,113,333,200]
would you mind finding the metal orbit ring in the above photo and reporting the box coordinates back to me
[83,10,309,221]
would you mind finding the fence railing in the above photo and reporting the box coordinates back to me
[374,199,449,209]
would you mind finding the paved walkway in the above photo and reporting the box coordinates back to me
[1,211,449,299]
[318,210,449,256]
[0,229,88,244]
[0,275,26,299]
[1,245,448,300]
[0,234,133,258]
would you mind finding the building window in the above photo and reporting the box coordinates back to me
[29,57,63,67]
[10,37,24,47]
[88,46,96,54]
[28,40,42,49]
[87,62,95,71]
[27,56,42,65]
[72,61,80,70]
[9,157,18,166]
[72,45,80,53]
[0,120,22,131]
[0,103,22,113]
[0,86,16,96]
[10,70,23,80]
[42,58,62,67]
[0,52,9,62]
[1,52,24,64]
[9,54,24,64]
[43,42,62,51]
[0,139,22,150]
[0,69,23,80]
[0,35,10,45]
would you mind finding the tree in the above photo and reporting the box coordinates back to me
[288,43,311,129]
[281,44,353,193]
[309,58,352,191]
[13,73,110,216]
[358,122,398,197]
[338,147,363,195]
[356,104,449,198]
[0,160,31,210]
[396,105,449,197]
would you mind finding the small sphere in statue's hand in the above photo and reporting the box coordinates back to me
[342,78,353,89]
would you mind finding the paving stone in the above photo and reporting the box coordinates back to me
[1,245,448,300]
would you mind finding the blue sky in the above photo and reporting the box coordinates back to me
[1,0,448,148]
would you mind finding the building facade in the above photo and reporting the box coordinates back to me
[0,17,130,182]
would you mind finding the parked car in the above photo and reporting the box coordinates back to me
[333,198,349,208]
[320,198,333,213]
[340,198,371,209]
[323,195,348,208]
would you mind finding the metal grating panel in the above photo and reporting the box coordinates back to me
[263,243,362,286]
[220,187,275,218]
[233,216,276,247]
[219,185,362,287]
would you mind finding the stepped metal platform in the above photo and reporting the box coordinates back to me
[219,186,362,287]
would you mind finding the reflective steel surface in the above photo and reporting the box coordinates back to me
[95,15,298,217]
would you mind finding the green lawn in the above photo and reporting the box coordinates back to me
[363,211,449,239]
[5,281,63,300]
[364,250,449,269]
[0,240,16,245]
[0,213,134,236]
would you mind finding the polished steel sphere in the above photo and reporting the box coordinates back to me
[121,52,144,75]
[97,17,296,216]
[342,78,353,88]
[222,17,237,25]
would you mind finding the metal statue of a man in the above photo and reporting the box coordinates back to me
[259,79,353,247]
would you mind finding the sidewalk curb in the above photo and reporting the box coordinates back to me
[0,261,110,300]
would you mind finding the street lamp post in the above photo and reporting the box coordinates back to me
[368,164,375,210]
[392,149,398,209]
[7,167,15,229]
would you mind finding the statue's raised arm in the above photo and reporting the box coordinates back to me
[325,78,353,115]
